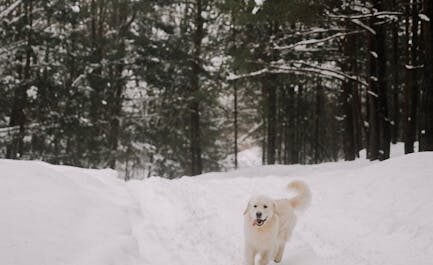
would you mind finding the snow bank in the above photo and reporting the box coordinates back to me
[0,160,140,265]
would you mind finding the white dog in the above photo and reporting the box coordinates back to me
[243,181,311,265]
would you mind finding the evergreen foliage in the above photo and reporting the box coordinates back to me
[1,0,432,178]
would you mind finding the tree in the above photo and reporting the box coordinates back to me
[403,0,420,154]
[419,0,433,151]
[0,0,431,179]
[5,0,34,159]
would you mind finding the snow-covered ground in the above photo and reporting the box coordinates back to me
[222,146,262,169]
[0,160,141,265]
[1,148,433,265]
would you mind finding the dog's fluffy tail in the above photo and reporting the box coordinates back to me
[288,180,311,211]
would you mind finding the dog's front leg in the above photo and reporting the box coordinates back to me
[273,242,286,263]
[257,251,271,265]
[244,246,255,265]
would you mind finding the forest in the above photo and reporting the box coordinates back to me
[0,0,432,179]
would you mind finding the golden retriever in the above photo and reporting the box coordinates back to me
[243,181,311,265]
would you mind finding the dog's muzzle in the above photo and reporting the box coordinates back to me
[253,217,267,227]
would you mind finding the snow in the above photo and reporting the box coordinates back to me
[0,160,141,265]
[275,32,354,51]
[26,86,38,99]
[252,6,260,15]
[252,0,265,14]
[352,19,376,35]
[405,64,424,70]
[71,5,80,13]
[0,0,22,20]
[419,14,430,22]
[222,146,262,169]
[1,147,433,265]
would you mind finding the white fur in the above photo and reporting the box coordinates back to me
[243,181,311,265]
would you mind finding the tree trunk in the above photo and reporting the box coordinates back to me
[297,85,304,164]
[341,26,357,161]
[367,26,379,160]
[7,1,32,159]
[404,1,419,154]
[276,88,283,163]
[352,34,363,155]
[234,84,238,169]
[108,0,130,169]
[391,0,401,144]
[376,8,390,161]
[87,0,106,166]
[314,81,322,163]
[289,85,299,164]
[367,0,390,161]
[266,82,277,164]
[419,0,433,150]
[189,0,204,175]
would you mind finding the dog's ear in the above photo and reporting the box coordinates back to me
[273,201,279,216]
[243,201,250,215]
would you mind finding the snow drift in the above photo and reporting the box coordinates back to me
[1,151,433,265]
[0,160,141,265]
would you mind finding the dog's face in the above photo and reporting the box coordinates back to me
[243,195,275,227]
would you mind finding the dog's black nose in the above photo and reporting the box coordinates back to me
[256,212,262,218]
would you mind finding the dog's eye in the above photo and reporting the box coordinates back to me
[253,205,257,208]
[264,205,268,209]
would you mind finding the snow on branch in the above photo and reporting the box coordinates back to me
[274,28,345,43]
[227,68,269,81]
[274,31,363,51]
[419,14,430,22]
[239,121,263,144]
[71,74,86,87]
[405,64,424,70]
[227,63,368,88]
[329,11,403,20]
[351,19,376,35]
[0,0,22,20]
[270,63,367,87]
[0,122,44,136]
[0,40,25,55]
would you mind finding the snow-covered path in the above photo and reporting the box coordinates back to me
[126,152,433,265]
[1,151,433,265]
